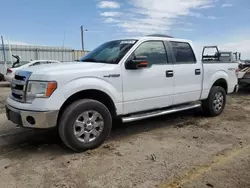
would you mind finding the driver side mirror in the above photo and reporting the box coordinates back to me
[125,56,148,70]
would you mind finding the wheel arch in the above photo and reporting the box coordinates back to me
[212,78,228,94]
[57,89,117,125]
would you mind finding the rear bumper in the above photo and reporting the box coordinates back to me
[239,78,250,86]
[6,104,58,129]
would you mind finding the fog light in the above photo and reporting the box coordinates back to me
[26,116,35,125]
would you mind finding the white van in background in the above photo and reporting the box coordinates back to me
[4,60,61,82]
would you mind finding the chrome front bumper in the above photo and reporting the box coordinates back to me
[6,104,59,129]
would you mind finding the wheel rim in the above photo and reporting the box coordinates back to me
[213,92,224,112]
[73,111,104,143]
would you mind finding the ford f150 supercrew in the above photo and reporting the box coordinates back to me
[6,35,239,152]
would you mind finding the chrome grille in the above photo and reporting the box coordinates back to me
[11,71,32,102]
[14,75,26,81]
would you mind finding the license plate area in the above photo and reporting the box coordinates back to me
[6,107,23,125]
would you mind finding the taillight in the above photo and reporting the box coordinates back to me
[7,68,12,74]
[235,68,239,77]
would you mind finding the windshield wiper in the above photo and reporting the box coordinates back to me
[80,58,98,62]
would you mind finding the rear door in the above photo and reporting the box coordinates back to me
[168,41,202,105]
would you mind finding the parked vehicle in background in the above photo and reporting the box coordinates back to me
[210,51,250,87]
[238,60,250,87]
[219,51,237,62]
[6,35,239,152]
[228,52,250,87]
[4,60,61,82]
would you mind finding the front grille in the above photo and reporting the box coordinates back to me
[13,84,24,90]
[14,75,26,81]
[12,93,23,100]
[11,71,32,102]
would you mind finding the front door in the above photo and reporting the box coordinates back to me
[122,40,174,115]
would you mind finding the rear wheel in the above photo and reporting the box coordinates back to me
[202,86,226,117]
[58,99,112,152]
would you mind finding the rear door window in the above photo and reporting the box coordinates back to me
[170,42,196,63]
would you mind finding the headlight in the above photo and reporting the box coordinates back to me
[26,81,57,102]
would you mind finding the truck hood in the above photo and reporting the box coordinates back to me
[18,61,120,82]
[21,62,115,74]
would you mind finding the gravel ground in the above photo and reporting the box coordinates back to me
[0,86,249,188]
[0,84,10,113]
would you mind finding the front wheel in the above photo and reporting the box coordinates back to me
[202,86,226,117]
[58,99,112,152]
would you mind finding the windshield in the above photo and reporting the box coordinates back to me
[79,39,137,64]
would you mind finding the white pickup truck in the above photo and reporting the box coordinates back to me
[6,35,239,152]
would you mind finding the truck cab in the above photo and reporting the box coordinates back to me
[6,35,239,152]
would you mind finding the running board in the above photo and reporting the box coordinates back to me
[122,103,201,123]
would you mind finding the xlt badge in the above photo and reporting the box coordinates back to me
[103,74,120,78]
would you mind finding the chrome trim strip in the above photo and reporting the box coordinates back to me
[11,71,32,102]
[12,89,24,95]
[122,103,201,123]
[12,79,26,85]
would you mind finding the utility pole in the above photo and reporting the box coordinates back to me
[1,36,7,72]
[62,30,66,62]
[80,26,87,51]
[8,37,13,65]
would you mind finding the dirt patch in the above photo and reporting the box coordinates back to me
[0,89,249,188]
[0,86,10,114]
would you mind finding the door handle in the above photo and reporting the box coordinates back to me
[195,69,201,75]
[166,70,174,77]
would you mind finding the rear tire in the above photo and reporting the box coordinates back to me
[58,99,112,152]
[202,86,226,117]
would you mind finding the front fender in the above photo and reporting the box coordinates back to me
[26,77,123,114]
[62,77,122,104]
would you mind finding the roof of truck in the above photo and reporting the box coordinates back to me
[117,35,192,43]
[220,51,233,53]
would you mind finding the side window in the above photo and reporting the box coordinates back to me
[171,42,196,63]
[133,41,168,66]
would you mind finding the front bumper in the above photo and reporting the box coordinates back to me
[6,104,59,129]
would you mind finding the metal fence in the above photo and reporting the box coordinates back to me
[0,44,89,74]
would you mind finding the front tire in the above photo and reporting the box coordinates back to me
[202,86,226,117]
[58,99,112,152]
